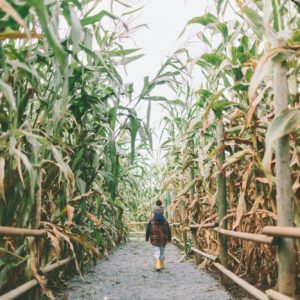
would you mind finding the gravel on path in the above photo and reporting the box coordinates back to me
[60,241,232,300]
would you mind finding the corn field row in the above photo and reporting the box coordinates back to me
[0,0,300,298]
[159,0,300,296]
[0,0,164,297]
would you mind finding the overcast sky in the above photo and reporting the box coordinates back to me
[124,0,208,85]
[117,0,209,156]
[95,0,211,159]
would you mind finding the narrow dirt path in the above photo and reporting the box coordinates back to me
[60,241,232,300]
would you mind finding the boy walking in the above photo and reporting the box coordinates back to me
[146,200,172,270]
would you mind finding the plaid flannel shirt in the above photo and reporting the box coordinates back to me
[146,217,171,246]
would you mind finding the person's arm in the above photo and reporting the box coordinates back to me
[146,221,151,242]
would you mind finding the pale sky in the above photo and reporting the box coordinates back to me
[117,0,209,157]
[124,0,208,84]
[94,0,212,159]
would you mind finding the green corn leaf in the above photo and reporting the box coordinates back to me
[122,5,144,16]
[0,80,16,111]
[212,100,240,111]
[108,107,117,130]
[187,13,218,26]
[143,96,168,101]
[119,54,145,65]
[271,0,280,32]
[143,122,153,150]
[129,114,139,164]
[217,0,226,14]
[81,10,117,27]
[28,0,67,69]
[243,7,263,38]
[179,13,218,38]
[215,23,228,40]
[6,60,38,79]
[109,48,141,57]
[140,76,150,98]
[113,0,132,8]
[72,148,85,170]
[197,32,212,47]
[233,82,249,92]
[201,53,225,67]
[69,5,84,54]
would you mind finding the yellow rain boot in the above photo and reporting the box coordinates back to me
[155,259,161,271]
[160,260,164,269]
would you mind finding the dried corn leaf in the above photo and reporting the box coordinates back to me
[263,109,300,177]
[233,161,253,229]
[27,237,54,299]
[221,149,255,171]
[0,1,30,37]
[85,211,102,226]
[42,221,81,275]
[70,191,97,203]
[68,233,101,258]
[46,231,61,257]
[248,46,287,101]
[67,205,75,226]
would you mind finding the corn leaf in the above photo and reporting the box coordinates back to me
[263,109,300,176]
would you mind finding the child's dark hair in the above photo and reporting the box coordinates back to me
[156,200,162,206]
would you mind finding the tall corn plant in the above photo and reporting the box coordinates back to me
[159,0,300,292]
[0,0,157,296]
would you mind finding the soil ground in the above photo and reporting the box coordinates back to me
[56,240,251,300]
